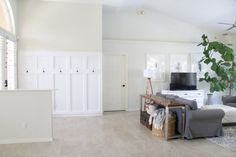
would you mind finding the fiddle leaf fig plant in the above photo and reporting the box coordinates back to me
[198,34,236,95]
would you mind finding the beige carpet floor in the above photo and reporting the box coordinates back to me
[0,111,235,157]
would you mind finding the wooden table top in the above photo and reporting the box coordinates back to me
[141,94,185,107]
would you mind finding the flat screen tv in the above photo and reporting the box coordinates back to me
[170,72,197,90]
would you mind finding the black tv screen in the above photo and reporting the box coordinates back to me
[170,72,197,90]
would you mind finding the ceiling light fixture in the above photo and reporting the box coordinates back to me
[137,10,145,15]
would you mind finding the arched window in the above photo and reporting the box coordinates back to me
[0,0,16,89]
[0,0,15,34]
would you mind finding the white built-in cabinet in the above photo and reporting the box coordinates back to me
[18,53,102,116]
[161,90,204,108]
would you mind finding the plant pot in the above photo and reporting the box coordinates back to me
[206,93,214,105]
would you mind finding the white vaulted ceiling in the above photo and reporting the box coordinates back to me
[103,0,236,34]
[35,0,236,34]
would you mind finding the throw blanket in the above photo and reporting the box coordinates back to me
[149,108,165,130]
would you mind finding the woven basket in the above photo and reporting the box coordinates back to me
[152,115,176,138]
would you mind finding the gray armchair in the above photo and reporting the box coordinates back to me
[185,109,225,139]
[222,95,236,108]
[174,97,225,139]
[156,93,225,139]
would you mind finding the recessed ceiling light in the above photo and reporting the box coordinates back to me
[137,10,145,15]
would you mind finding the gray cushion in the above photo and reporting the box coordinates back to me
[165,95,179,100]
[222,96,236,105]
[175,97,198,110]
[156,93,179,100]
[226,103,236,108]
[187,109,225,121]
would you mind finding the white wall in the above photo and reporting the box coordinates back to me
[9,0,17,21]
[103,40,212,110]
[103,9,220,110]
[17,0,102,53]
[0,90,52,144]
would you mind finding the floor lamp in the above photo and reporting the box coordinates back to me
[143,69,154,96]
[143,69,154,110]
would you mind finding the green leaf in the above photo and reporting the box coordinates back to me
[204,58,211,64]
[211,63,218,71]
[204,72,209,78]
[221,62,231,67]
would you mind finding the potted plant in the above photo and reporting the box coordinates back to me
[198,34,236,97]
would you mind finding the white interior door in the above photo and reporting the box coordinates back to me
[103,55,126,111]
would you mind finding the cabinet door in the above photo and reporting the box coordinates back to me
[53,56,68,113]
[71,74,85,113]
[37,56,53,89]
[18,56,37,74]
[54,74,68,113]
[87,55,100,71]
[37,56,52,74]
[87,73,101,112]
[18,74,37,89]
[54,56,67,74]
[38,74,53,89]
[70,56,85,72]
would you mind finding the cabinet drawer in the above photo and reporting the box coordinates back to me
[172,91,204,97]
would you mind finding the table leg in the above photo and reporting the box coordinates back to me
[182,106,186,139]
[165,106,169,140]
[140,96,143,111]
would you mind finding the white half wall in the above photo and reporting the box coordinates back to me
[0,90,52,144]
[17,0,102,53]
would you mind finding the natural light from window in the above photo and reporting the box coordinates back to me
[0,0,16,89]
[0,0,12,33]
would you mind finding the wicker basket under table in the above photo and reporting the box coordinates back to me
[152,115,176,138]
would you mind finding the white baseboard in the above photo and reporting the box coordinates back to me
[0,138,53,145]
[126,108,140,112]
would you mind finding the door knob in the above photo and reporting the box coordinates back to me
[122,85,126,87]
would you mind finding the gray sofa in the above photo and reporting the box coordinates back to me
[156,93,225,139]
[222,95,236,108]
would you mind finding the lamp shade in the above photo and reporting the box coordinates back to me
[143,69,153,78]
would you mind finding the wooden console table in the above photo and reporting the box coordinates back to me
[140,94,186,140]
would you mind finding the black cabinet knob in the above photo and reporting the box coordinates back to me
[122,84,126,87]
[26,70,28,73]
